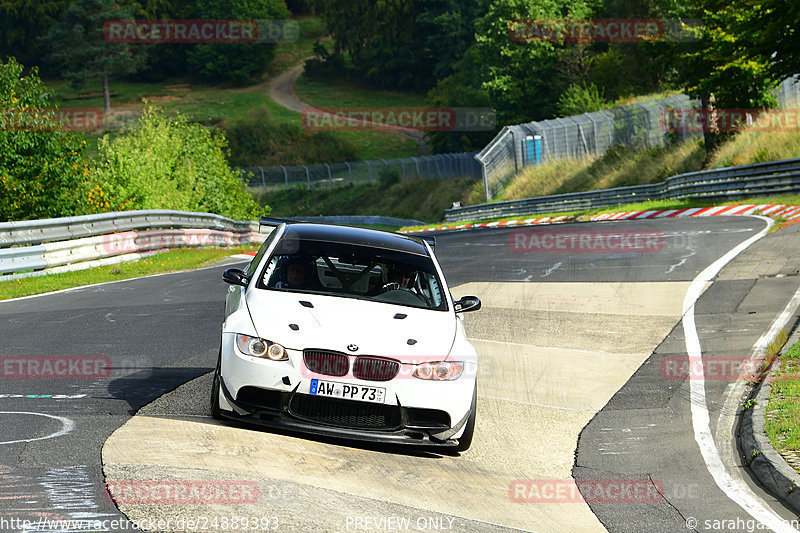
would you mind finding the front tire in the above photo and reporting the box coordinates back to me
[454,385,477,452]
[210,349,223,420]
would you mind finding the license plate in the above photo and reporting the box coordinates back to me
[310,379,385,404]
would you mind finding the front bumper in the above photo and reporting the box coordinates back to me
[217,376,471,447]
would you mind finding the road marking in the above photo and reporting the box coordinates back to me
[0,411,75,445]
[0,394,87,399]
[0,261,245,305]
[682,216,797,532]
[715,283,800,516]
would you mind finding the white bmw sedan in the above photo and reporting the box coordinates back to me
[211,219,481,451]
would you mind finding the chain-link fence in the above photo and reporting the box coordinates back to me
[474,94,700,201]
[238,152,482,192]
[475,76,800,201]
[776,76,800,108]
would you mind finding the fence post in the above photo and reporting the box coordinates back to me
[325,163,332,186]
[400,159,406,178]
[345,162,352,183]
[367,161,373,183]
[636,102,651,147]
[510,129,518,173]
[260,167,266,189]
[303,165,310,189]
[280,165,288,190]
[617,107,633,149]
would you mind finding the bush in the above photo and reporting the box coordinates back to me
[0,57,96,222]
[94,105,266,220]
[556,83,608,117]
[187,0,291,83]
[222,107,357,166]
[378,167,401,188]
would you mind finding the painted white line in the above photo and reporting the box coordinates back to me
[0,411,75,445]
[715,284,800,516]
[682,216,797,532]
[0,394,87,399]
[0,261,245,305]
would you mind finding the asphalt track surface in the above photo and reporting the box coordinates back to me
[1,216,799,532]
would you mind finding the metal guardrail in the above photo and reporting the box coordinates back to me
[0,209,258,248]
[445,158,800,222]
[0,211,438,278]
[0,210,266,278]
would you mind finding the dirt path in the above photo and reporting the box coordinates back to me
[267,58,428,156]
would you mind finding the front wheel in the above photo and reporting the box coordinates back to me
[210,350,223,420]
[454,385,477,452]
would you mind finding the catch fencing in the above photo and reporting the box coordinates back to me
[238,152,482,192]
[445,157,800,222]
[475,76,800,201]
[474,94,701,201]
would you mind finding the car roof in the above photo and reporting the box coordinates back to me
[280,223,430,256]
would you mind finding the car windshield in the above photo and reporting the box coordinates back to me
[255,238,447,311]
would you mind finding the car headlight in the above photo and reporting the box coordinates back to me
[413,361,464,381]
[235,334,287,361]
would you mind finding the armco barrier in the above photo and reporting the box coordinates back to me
[0,246,48,275]
[445,157,800,222]
[0,210,266,278]
[0,209,258,248]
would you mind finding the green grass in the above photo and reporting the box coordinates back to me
[0,245,258,301]
[50,78,418,162]
[765,341,800,459]
[259,177,479,223]
[43,15,419,163]
[496,140,706,202]
[269,16,331,75]
[295,76,428,109]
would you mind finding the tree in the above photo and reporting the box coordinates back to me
[0,57,96,222]
[310,0,430,88]
[187,0,290,83]
[0,0,70,68]
[41,0,145,112]
[472,0,596,125]
[737,0,800,82]
[671,0,778,154]
[94,105,266,220]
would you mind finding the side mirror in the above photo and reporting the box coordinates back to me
[223,268,249,287]
[454,295,481,313]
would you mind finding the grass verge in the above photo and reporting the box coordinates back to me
[765,340,800,461]
[259,177,478,223]
[0,245,258,301]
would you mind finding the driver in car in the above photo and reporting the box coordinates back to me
[376,265,415,293]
